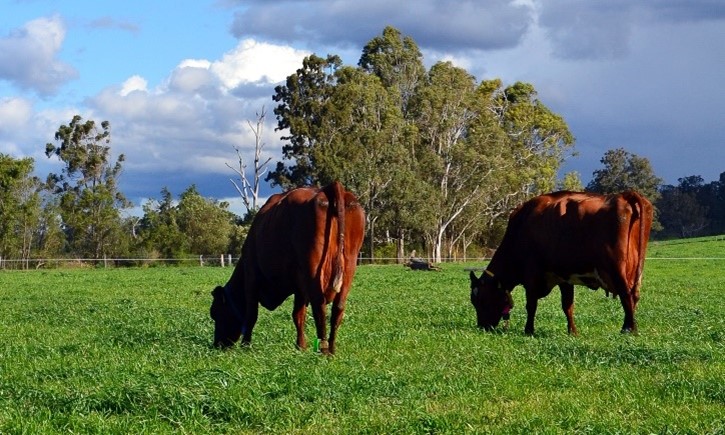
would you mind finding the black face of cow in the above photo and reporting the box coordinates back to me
[210,286,243,348]
[469,271,512,330]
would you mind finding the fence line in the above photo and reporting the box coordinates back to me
[1,255,724,270]
[0,254,238,270]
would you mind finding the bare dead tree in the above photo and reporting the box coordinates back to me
[226,107,272,216]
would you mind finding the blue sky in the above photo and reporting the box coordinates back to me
[2,0,724,217]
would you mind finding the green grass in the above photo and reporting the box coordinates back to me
[648,235,725,258]
[0,238,723,434]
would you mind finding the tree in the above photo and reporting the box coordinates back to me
[227,107,272,218]
[656,172,725,238]
[658,184,708,238]
[271,56,418,260]
[586,148,663,202]
[458,79,575,252]
[0,154,42,264]
[701,172,725,235]
[33,197,65,261]
[44,115,131,259]
[409,61,482,262]
[139,186,237,258]
[268,27,576,261]
[558,171,584,191]
[268,54,343,189]
[137,187,187,259]
[359,25,426,116]
[176,185,235,255]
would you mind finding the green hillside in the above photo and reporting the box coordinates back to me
[648,235,725,258]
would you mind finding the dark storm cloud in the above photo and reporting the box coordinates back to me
[538,0,633,60]
[537,0,725,60]
[230,0,533,52]
[649,0,725,22]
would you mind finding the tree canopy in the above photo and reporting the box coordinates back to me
[44,116,131,258]
[586,147,663,202]
[269,26,575,261]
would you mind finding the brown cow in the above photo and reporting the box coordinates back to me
[470,191,653,335]
[210,181,365,354]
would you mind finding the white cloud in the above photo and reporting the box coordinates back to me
[119,75,148,96]
[0,15,78,95]
[210,39,310,90]
[86,37,305,199]
[0,97,33,133]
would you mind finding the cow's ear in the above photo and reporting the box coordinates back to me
[469,271,478,284]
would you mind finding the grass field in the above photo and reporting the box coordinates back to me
[0,237,723,434]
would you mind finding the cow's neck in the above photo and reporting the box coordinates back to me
[486,247,519,291]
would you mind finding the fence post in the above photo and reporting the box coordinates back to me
[228,254,232,266]
[220,254,225,267]
[199,255,204,267]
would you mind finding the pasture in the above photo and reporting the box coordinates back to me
[0,238,723,434]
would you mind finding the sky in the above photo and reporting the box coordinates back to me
[1,0,724,217]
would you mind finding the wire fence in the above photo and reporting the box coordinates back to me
[0,254,239,270]
[1,254,724,271]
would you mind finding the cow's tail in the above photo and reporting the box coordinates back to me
[625,191,650,292]
[331,181,346,293]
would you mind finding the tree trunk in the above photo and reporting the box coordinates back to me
[396,229,405,264]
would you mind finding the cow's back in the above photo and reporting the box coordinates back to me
[241,185,365,309]
[500,191,650,279]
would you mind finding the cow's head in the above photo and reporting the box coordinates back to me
[210,285,243,348]
[469,270,513,330]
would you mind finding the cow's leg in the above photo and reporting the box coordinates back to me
[241,290,259,346]
[610,273,637,334]
[524,287,538,336]
[241,303,258,346]
[292,292,308,350]
[631,282,641,310]
[309,295,330,355]
[327,295,346,355]
[559,283,577,335]
[618,288,637,334]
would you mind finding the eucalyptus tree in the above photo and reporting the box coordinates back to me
[408,61,484,262]
[586,147,662,202]
[137,187,187,259]
[0,154,42,262]
[175,185,235,256]
[489,80,575,195]
[269,27,576,261]
[359,25,426,117]
[557,171,584,191]
[44,115,132,259]
[268,54,343,189]
[270,56,417,259]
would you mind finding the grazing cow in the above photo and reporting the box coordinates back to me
[211,181,365,354]
[470,191,653,335]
